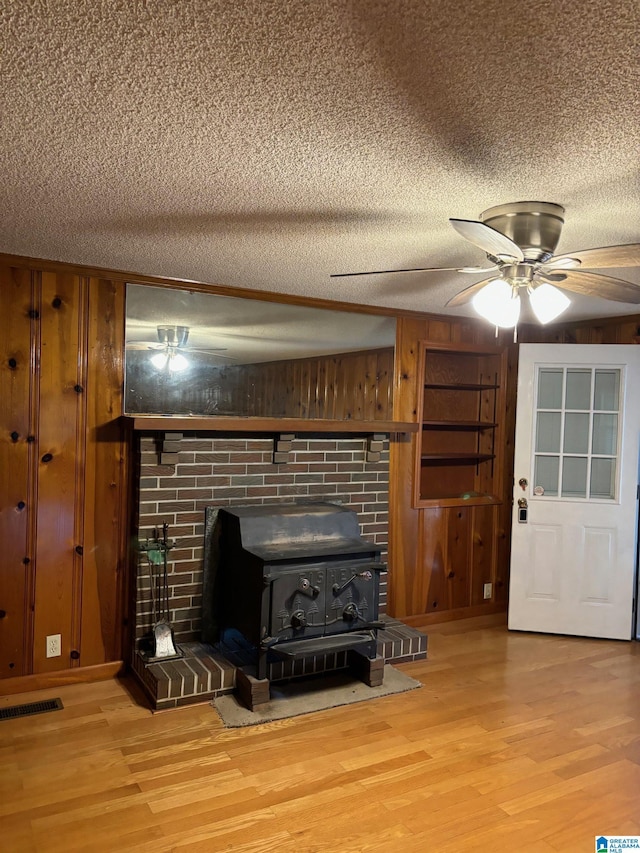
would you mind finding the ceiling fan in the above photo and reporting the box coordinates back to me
[126,325,234,371]
[331,201,640,328]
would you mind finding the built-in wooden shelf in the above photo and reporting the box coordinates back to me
[420,452,495,463]
[126,415,419,433]
[422,420,497,430]
[415,341,507,508]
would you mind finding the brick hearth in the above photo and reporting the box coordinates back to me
[132,616,427,710]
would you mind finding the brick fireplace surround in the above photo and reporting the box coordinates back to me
[131,432,427,709]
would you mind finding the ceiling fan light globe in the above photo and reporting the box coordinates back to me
[150,352,169,370]
[529,283,571,324]
[168,352,189,372]
[472,279,521,328]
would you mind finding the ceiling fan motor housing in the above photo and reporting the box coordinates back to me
[480,201,565,261]
[157,324,190,347]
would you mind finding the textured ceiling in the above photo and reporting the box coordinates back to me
[1,0,639,322]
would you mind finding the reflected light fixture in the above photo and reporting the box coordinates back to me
[150,350,189,372]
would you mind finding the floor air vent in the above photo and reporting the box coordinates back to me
[0,698,63,720]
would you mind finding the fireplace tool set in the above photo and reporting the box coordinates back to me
[139,522,182,662]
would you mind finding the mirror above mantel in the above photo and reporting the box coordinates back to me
[124,283,416,432]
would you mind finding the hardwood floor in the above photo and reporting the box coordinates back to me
[2,616,639,852]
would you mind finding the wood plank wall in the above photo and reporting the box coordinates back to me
[388,316,518,624]
[125,348,393,420]
[2,248,638,686]
[212,348,393,420]
[0,263,128,683]
[388,312,640,625]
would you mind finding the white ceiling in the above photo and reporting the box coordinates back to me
[1,0,639,323]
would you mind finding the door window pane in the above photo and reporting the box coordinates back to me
[534,455,559,496]
[561,456,588,498]
[565,369,592,410]
[533,364,621,501]
[538,368,563,409]
[563,412,590,454]
[590,458,616,499]
[594,369,620,411]
[536,412,561,452]
[592,413,618,456]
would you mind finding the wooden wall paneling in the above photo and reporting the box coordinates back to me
[333,356,346,419]
[470,505,496,606]
[362,352,377,421]
[253,363,268,417]
[0,265,36,677]
[388,317,427,616]
[450,319,479,345]
[419,507,448,613]
[426,318,453,343]
[445,507,471,609]
[376,349,393,418]
[80,279,127,666]
[307,358,319,419]
[324,355,337,419]
[70,280,89,665]
[615,318,640,343]
[315,358,327,419]
[496,343,518,604]
[32,273,83,673]
[291,360,303,417]
[349,353,366,420]
[301,359,312,418]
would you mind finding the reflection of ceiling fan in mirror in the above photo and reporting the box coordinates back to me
[126,325,234,372]
[332,201,640,328]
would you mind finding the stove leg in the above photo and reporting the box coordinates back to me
[348,651,384,688]
[235,666,271,711]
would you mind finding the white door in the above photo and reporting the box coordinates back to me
[509,344,640,640]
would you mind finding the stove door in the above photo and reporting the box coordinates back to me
[270,567,326,642]
[325,561,380,634]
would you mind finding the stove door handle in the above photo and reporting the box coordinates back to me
[332,563,383,596]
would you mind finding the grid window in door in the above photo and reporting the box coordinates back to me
[533,367,621,500]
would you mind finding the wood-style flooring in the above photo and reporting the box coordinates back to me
[1,615,639,852]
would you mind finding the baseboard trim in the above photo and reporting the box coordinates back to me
[0,661,125,696]
[398,603,507,628]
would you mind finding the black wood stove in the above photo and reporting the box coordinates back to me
[216,502,386,683]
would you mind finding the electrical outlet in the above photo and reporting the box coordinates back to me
[483,583,492,600]
[46,634,61,658]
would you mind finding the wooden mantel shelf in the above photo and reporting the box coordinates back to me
[126,415,418,433]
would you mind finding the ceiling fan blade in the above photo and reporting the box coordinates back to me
[186,348,235,359]
[551,270,640,303]
[330,264,498,278]
[445,277,499,308]
[125,341,163,350]
[550,243,640,269]
[537,271,569,283]
[449,219,524,263]
[330,266,470,278]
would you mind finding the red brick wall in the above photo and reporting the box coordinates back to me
[135,433,390,645]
